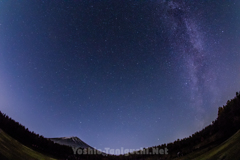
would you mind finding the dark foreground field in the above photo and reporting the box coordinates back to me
[0,129,56,160]
[173,130,240,160]
[0,128,240,160]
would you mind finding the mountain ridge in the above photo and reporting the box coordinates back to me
[49,136,94,149]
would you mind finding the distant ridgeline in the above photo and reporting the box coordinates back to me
[0,91,240,160]
[49,136,94,149]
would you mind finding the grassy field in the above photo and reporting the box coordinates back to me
[0,129,57,160]
[1,127,240,160]
[174,130,240,160]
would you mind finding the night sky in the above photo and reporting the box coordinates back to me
[0,0,240,151]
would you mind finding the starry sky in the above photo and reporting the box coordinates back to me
[0,0,240,151]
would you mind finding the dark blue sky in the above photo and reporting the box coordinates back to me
[0,0,240,151]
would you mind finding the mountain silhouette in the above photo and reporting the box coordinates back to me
[49,136,93,149]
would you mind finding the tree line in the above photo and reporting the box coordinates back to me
[0,91,240,160]
[123,91,240,159]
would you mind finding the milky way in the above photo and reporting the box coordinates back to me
[157,0,219,127]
